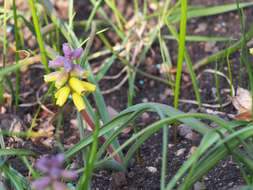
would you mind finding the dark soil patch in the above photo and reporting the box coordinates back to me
[2,0,253,189]
[89,1,253,190]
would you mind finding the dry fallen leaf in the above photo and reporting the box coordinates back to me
[0,114,24,143]
[31,114,55,148]
[232,87,252,121]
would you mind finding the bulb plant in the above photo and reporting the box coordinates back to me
[2,1,253,190]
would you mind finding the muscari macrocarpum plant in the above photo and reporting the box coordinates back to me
[29,43,123,190]
[43,43,122,162]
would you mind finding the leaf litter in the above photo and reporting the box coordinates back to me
[232,87,252,121]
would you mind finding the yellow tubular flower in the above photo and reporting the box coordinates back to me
[54,88,61,98]
[44,71,61,82]
[69,77,96,95]
[70,70,89,78]
[69,77,86,95]
[81,71,89,78]
[55,86,70,107]
[81,81,96,92]
[55,71,69,89]
[250,48,253,55]
[72,93,85,111]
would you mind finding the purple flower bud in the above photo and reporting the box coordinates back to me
[63,60,74,72]
[62,43,83,60]
[49,167,63,180]
[52,153,65,166]
[71,64,85,77]
[36,156,50,173]
[71,48,83,59]
[32,154,78,190]
[48,43,84,74]
[52,181,68,190]
[62,43,72,58]
[49,56,65,68]
[61,170,78,180]
[31,177,51,190]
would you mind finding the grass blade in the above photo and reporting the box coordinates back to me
[169,2,253,23]
[28,0,49,72]
[174,0,188,109]
[12,0,22,107]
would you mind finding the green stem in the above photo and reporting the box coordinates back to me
[28,0,49,72]
[13,0,22,108]
[77,112,99,190]
[174,0,188,109]
[173,0,188,143]
[194,23,253,70]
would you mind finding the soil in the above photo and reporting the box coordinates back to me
[2,0,253,190]
[90,1,253,190]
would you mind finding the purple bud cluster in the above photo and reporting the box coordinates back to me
[49,43,84,74]
[32,154,77,190]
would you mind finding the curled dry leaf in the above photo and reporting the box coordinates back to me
[31,115,55,148]
[232,87,252,121]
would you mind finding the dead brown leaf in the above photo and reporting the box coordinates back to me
[31,114,55,148]
[232,87,252,121]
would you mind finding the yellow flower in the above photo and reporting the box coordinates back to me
[44,71,61,82]
[250,48,253,55]
[72,92,86,111]
[55,86,70,107]
[44,63,96,111]
[69,77,96,95]
[55,71,69,89]
[70,70,89,78]
[81,81,96,92]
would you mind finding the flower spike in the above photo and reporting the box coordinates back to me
[44,43,95,111]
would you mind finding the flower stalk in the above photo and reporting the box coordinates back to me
[80,109,122,163]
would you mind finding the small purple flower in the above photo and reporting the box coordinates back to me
[62,43,83,60]
[32,154,77,190]
[49,43,84,73]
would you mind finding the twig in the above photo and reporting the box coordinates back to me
[101,75,128,94]
[103,67,127,80]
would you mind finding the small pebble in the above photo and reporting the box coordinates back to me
[164,88,173,96]
[128,171,134,178]
[194,181,206,190]
[204,42,218,53]
[142,98,148,103]
[228,182,234,187]
[141,112,150,123]
[168,144,174,148]
[139,80,145,85]
[149,80,155,87]
[156,64,161,69]
[194,23,207,33]
[176,148,186,156]
[146,166,157,173]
